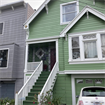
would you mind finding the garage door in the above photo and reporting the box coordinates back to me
[0,82,15,99]
[75,78,105,102]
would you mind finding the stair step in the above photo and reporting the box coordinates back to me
[33,85,43,88]
[26,96,35,101]
[23,71,50,105]
[23,100,38,105]
[28,92,40,96]
[37,78,47,81]
[31,88,42,92]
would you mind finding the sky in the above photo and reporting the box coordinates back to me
[0,0,45,9]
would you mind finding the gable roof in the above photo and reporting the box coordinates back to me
[60,6,105,37]
[24,0,51,28]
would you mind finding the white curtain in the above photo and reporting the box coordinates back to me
[84,41,97,58]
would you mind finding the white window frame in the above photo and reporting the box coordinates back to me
[0,22,4,35]
[0,48,9,69]
[68,30,105,64]
[60,1,79,25]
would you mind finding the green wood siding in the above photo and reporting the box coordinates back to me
[29,0,105,39]
[53,74,72,105]
[68,13,105,33]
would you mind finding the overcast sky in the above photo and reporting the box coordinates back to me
[0,0,45,9]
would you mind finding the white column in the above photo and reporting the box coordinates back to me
[24,43,29,83]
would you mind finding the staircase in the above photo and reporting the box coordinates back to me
[23,71,50,105]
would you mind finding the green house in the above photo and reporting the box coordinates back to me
[15,0,105,105]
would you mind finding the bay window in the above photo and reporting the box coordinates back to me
[69,31,105,64]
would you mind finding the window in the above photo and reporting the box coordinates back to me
[101,34,105,58]
[0,23,3,34]
[0,49,8,67]
[60,1,79,24]
[83,35,97,59]
[69,31,105,64]
[72,37,80,59]
[82,87,105,97]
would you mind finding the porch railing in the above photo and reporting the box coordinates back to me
[15,61,43,105]
[38,62,59,104]
[27,62,40,71]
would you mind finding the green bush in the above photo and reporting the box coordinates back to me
[0,98,15,105]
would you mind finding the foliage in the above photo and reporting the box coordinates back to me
[33,89,61,105]
[0,98,15,105]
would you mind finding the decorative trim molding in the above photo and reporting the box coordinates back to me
[26,36,60,44]
[58,70,105,74]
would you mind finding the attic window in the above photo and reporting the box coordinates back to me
[60,1,79,25]
[0,23,3,34]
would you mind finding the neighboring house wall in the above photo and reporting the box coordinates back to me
[0,2,34,98]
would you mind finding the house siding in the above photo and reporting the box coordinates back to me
[0,3,34,96]
[53,74,72,105]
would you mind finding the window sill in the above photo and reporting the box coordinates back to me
[69,60,105,64]
[0,67,8,69]
[60,22,70,25]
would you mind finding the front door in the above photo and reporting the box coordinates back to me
[50,48,56,71]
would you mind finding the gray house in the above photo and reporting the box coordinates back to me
[0,1,34,99]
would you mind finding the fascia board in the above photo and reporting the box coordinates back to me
[24,0,51,28]
[60,6,105,37]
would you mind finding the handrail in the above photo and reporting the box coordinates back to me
[38,62,59,103]
[15,61,43,105]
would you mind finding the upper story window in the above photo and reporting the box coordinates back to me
[0,49,8,68]
[0,23,3,35]
[60,1,79,25]
[68,31,105,64]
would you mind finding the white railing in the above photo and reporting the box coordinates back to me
[15,61,43,105]
[38,62,59,104]
[27,62,40,71]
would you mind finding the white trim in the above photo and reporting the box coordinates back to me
[0,48,9,69]
[24,0,51,29]
[69,60,105,64]
[60,6,105,37]
[58,70,105,74]
[27,38,58,46]
[24,44,28,72]
[26,39,59,66]
[64,70,105,74]
[26,36,60,43]
[68,30,105,37]
[60,1,79,25]
[71,74,105,105]
[68,30,105,64]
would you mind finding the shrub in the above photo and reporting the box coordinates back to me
[0,98,15,105]
[33,89,61,105]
